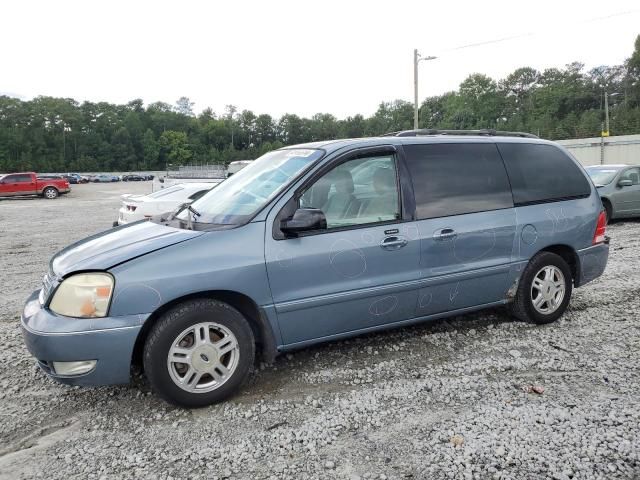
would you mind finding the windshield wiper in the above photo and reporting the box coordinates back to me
[187,205,201,218]
[160,202,201,230]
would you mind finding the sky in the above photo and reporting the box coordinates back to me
[2,0,639,119]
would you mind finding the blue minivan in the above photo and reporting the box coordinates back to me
[22,130,610,407]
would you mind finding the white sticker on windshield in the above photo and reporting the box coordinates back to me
[283,149,316,158]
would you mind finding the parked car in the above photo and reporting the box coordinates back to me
[227,160,252,177]
[585,164,640,222]
[153,176,224,192]
[62,173,84,184]
[21,130,610,407]
[0,172,70,199]
[66,173,89,184]
[93,174,118,183]
[122,174,145,182]
[114,182,219,226]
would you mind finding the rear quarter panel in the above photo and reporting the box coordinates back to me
[35,178,69,193]
[508,143,602,271]
[512,195,600,261]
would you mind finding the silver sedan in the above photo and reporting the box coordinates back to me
[585,164,640,222]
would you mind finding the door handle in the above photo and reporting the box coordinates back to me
[433,228,457,241]
[380,236,408,250]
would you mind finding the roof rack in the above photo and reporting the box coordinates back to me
[383,129,539,139]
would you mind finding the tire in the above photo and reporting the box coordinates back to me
[43,187,59,199]
[602,200,612,224]
[143,299,255,407]
[509,252,573,324]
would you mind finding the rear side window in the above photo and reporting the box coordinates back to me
[497,143,591,205]
[188,189,211,201]
[404,143,513,219]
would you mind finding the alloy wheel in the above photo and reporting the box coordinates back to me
[166,322,240,393]
[530,265,566,315]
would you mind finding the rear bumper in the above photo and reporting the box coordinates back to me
[116,206,143,226]
[21,290,143,386]
[575,238,610,287]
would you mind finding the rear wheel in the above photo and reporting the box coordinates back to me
[143,299,255,407]
[602,200,612,224]
[509,252,573,324]
[43,187,59,199]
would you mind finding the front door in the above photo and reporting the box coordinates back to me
[615,167,640,216]
[0,174,36,196]
[265,148,420,346]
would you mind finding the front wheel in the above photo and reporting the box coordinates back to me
[143,299,255,407]
[43,187,59,199]
[509,252,573,324]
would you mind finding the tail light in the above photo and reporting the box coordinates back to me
[593,210,607,245]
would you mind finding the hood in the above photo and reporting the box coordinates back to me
[51,221,204,277]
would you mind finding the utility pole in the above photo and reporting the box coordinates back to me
[413,50,437,130]
[604,92,610,137]
[600,121,605,165]
[600,91,620,164]
[414,49,419,130]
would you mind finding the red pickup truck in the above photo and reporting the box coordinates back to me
[0,172,70,199]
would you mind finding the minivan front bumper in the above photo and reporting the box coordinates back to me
[21,290,144,386]
[575,238,610,287]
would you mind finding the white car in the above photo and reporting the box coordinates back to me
[227,160,252,176]
[115,182,219,226]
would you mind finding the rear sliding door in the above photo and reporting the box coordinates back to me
[402,142,516,317]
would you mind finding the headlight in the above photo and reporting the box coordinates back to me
[49,273,114,318]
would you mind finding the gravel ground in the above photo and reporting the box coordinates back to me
[0,184,639,480]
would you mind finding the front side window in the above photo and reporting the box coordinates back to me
[619,167,640,185]
[299,155,400,229]
[176,148,323,225]
[4,174,31,183]
[404,143,513,219]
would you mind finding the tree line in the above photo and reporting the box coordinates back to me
[1,35,639,174]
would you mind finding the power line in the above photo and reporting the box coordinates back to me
[438,9,640,54]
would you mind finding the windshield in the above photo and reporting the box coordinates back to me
[585,167,621,185]
[176,148,323,225]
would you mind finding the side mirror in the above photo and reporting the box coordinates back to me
[618,179,633,187]
[281,208,327,236]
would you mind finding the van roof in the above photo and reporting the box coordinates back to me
[585,164,627,169]
[284,131,556,155]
